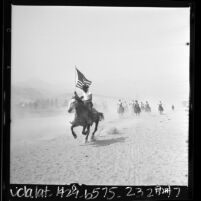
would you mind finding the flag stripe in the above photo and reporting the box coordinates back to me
[76,83,83,87]
[75,68,92,89]
[76,84,83,88]
[77,80,83,85]
[76,85,83,88]
[76,82,83,86]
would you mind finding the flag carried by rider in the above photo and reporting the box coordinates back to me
[75,67,92,89]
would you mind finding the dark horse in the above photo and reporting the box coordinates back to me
[117,104,124,117]
[67,97,104,143]
[133,103,141,116]
[158,104,164,114]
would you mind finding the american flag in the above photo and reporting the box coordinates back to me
[75,68,92,89]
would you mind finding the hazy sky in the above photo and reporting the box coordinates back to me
[12,6,190,102]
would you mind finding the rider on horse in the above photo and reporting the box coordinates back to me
[158,101,164,113]
[68,84,104,142]
[145,101,151,112]
[133,100,140,115]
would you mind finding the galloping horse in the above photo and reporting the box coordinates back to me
[67,97,104,142]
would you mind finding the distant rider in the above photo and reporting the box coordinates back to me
[145,101,149,108]
[158,101,164,112]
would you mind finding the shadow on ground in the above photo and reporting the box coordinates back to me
[90,137,127,147]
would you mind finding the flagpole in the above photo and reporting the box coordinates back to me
[74,66,76,92]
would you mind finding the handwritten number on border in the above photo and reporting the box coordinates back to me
[126,187,135,197]
[146,188,154,197]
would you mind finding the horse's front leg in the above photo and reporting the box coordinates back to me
[91,121,99,140]
[85,125,91,143]
[71,125,77,139]
[82,125,87,135]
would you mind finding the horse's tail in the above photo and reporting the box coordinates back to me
[99,112,104,121]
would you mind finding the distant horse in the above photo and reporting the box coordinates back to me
[123,103,128,112]
[141,105,145,111]
[158,104,164,114]
[133,104,141,116]
[67,97,104,143]
[117,104,124,116]
[145,105,151,112]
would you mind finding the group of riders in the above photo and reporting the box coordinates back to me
[69,83,175,117]
[117,99,174,116]
[70,84,173,116]
[68,84,175,141]
[117,99,152,116]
